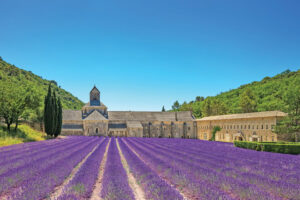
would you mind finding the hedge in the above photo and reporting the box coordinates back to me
[234,141,300,155]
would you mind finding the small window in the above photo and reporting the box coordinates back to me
[244,125,247,129]
[261,125,264,129]
[266,125,268,129]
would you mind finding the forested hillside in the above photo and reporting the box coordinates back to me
[0,57,84,122]
[171,69,300,118]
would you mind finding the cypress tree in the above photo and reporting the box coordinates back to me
[55,97,62,137]
[51,91,57,137]
[44,84,52,136]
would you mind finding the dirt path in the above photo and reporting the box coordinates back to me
[47,142,102,200]
[116,138,146,200]
[122,139,190,200]
[89,138,111,200]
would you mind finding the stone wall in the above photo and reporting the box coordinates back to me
[197,116,279,142]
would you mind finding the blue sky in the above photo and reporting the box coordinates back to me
[0,0,299,111]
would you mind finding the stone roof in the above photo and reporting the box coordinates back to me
[197,111,287,121]
[108,111,194,121]
[84,110,108,121]
[62,110,82,121]
[126,121,143,128]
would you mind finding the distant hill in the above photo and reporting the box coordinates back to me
[173,69,300,118]
[0,57,84,113]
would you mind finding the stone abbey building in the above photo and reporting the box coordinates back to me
[62,86,286,142]
[62,86,197,138]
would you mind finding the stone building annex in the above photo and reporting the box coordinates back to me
[62,86,287,142]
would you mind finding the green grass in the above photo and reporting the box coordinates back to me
[0,124,47,147]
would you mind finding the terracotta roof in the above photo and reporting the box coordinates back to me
[62,110,82,121]
[84,110,108,121]
[196,111,287,121]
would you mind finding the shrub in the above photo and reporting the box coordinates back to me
[234,141,300,155]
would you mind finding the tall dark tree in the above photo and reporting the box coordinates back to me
[162,106,166,112]
[51,91,58,137]
[44,84,62,137]
[55,97,62,137]
[44,84,53,136]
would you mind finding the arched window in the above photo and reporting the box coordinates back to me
[96,128,98,134]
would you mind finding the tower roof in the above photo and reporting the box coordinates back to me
[90,85,100,93]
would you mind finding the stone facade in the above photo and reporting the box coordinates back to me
[62,86,197,138]
[196,111,287,142]
[62,86,287,142]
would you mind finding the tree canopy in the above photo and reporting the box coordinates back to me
[170,69,300,118]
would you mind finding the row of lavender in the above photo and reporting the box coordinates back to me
[121,138,300,200]
[0,136,103,200]
[1,136,299,200]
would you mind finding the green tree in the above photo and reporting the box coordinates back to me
[44,84,52,136]
[202,98,213,116]
[55,97,62,137]
[44,84,62,137]
[239,88,257,113]
[275,79,300,142]
[211,99,227,115]
[162,106,166,112]
[195,96,204,102]
[0,80,38,131]
[172,101,180,111]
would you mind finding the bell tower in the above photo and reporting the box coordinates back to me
[90,86,100,106]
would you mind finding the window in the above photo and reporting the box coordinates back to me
[96,128,98,134]
[244,125,247,129]
[230,125,232,129]
[261,125,264,129]
[204,133,207,140]
[266,125,269,129]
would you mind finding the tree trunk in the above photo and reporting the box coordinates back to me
[14,120,18,131]
[7,123,10,131]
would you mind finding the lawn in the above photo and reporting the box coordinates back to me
[0,124,46,147]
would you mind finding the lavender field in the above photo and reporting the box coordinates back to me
[0,136,299,200]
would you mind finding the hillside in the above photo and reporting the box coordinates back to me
[174,69,300,118]
[0,57,84,119]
